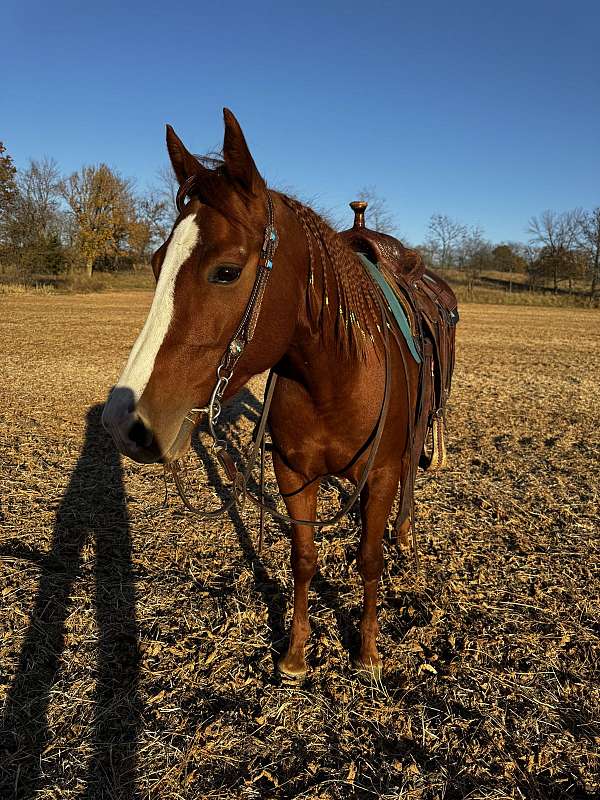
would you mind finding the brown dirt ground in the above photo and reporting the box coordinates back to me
[1,293,599,800]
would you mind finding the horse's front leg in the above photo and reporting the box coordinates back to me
[355,470,398,677]
[273,453,320,678]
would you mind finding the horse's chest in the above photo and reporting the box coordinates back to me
[269,378,377,478]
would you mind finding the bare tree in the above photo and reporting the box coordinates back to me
[528,209,581,249]
[16,157,62,240]
[425,214,467,267]
[356,186,397,234]
[1,156,67,274]
[21,158,61,218]
[156,163,179,216]
[577,207,600,302]
[140,190,170,243]
[528,209,582,292]
[128,190,170,264]
[456,225,492,296]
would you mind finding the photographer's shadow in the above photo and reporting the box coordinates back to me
[0,404,140,799]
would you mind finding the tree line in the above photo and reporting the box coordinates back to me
[0,142,175,277]
[356,187,599,301]
[420,209,600,300]
[1,141,598,300]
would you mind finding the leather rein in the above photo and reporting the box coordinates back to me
[166,190,394,542]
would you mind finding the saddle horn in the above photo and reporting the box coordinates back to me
[350,200,368,229]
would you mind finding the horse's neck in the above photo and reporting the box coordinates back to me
[284,331,365,405]
[276,196,368,401]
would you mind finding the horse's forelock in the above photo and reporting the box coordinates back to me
[175,156,259,235]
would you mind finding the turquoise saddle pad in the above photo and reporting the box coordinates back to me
[357,253,421,364]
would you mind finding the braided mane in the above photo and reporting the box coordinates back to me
[279,194,382,359]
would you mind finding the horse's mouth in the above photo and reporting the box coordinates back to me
[106,422,162,465]
[160,409,204,465]
[102,406,191,466]
[161,436,191,465]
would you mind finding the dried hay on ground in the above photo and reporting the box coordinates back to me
[1,293,599,799]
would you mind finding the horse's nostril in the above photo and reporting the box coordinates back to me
[128,419,153,449]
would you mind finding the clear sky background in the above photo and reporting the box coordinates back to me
[2,0,599,244]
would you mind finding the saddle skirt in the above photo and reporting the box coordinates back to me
[339,201,459,471]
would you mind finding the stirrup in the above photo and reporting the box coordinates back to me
[424,409,447,471]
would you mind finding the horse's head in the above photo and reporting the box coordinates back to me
[102,109,300,463]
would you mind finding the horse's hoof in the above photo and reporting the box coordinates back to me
[277,658,307,681]
[352,658,383,681]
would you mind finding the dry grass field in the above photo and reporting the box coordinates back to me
[1,293,599,799]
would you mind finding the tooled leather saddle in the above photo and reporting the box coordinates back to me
[339,201,459,472]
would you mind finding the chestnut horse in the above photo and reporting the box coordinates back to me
[103,109,429,678]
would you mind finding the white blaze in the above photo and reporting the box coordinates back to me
[116,215,199,401]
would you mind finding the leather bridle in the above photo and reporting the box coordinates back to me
[166,190,395,543]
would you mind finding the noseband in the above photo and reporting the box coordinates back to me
[167,190,394,543]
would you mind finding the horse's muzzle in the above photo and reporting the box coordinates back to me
[102,386,162,464]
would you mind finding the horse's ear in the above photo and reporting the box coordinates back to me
[166,125,204,186]
[222,108,264,194]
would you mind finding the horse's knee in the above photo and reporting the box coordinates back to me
[291,541,317,582]
[357,545,383,583]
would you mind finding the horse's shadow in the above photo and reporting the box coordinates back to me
[0,404,140,800]
[188,388,288,664]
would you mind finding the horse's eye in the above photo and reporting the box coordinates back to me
[209,265,243,284]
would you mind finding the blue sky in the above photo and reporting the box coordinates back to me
[2,0,599,244]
